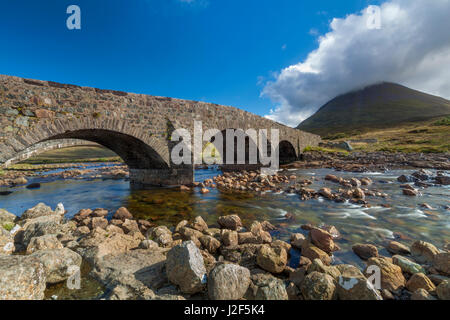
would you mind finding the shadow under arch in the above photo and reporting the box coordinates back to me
[207,128,273,171]
[46,129,169,170]
[277,140,298,165]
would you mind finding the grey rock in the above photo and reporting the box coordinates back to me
[208,263,251,300]
[30,248,82,284]
[166,241,207,294]
[0,255,46,300]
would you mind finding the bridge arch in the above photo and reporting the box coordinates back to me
[0,75,321,186]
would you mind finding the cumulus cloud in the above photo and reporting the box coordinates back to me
[263,0,450,127]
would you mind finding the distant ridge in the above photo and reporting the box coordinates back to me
[297,82,450,136]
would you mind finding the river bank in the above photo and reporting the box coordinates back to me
[0,151,449,300]
[0,201,449,300]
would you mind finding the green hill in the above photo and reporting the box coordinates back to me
[297,82,450,136]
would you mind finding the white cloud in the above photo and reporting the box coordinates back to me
[262,0,450,127]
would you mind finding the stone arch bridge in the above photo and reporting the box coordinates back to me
[0,75,320,187]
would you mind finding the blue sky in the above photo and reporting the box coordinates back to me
[0,0,384,122]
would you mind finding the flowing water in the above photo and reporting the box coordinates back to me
[1,166,449,270]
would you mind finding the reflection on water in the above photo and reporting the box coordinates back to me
[1,167,449,267]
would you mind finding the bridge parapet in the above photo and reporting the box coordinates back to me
[0,75,321,186]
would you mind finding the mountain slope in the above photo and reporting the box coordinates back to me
[297,82,450,136]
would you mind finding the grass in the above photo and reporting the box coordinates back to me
[21,145,122,165]
[333,117,450,153]
[303,145,350,156]
[433,115,450,126]
[2,222,15,232]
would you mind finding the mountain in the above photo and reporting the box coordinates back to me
[297,82,450,136]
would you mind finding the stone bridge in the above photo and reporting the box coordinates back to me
[0,75,320,187]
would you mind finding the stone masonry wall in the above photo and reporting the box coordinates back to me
[0,75,321,169]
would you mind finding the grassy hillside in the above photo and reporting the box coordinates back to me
[22,145,122,164]
[323,116,450,153]
[297,82,450,136]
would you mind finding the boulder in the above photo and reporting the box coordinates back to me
[336,264,365,278]
[406,273,436,292]
[139,239,159,250]
[246,273,288,300]
[26,234,63,254]
[337,274,383,300]
[286,281,301,300]
[20,203,58,221]
[392,255,425,274]
[91,248,169,300]
[208,263,251,300]
[301,271,337,300]
[256,244,287,273]
[290,233,306,249]
[308,259,341,279]
[105,224,124,234]
[166,241,207,294]
[411,240,440,264]
[411,288,436,300]
[310,228,338,253]
[113,207,133,220]
[289,267,307,287]
[238,232,260,244]
[0,228,14,255]
[92,208,108,217]
[319,188,333,199]
[352,244,379,260]
[20,215,65,246]
[121,219,140,234]
[77,228,141,264]
[30,248,82,284]
[147,226,173,247]
[0,255,46,300]
[428,274,450,286]
[90,217,108,230]
[365,257,406,292]
[403,188,419,196]
[301,242,332,266]
[199,235,221,254]
[221,230,238,247]
[191,216,208,232]
[433,252,450,276]
[386,241,410,255]
[436,281,450,300]
[250,221,272,243]
[217,215,242,230]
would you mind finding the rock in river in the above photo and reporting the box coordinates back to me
[433,252,450,276]
[0,255,46,300]
[246,273,288,300]
[217,215,242,230]
[91,248,170,300]
[337,274,382,300]
[411,240,440,264]
[365,257,405,292]
[392,255,425,275]
[352,243,379,260]
[301,271,337,300]
[26,234,63,254]
[30,248,82,284]
[256,244,287,274]
[208,263,251,300]
[406,273,436,292]
[166,240,207,294]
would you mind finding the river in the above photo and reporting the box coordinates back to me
[1,165,449,270]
